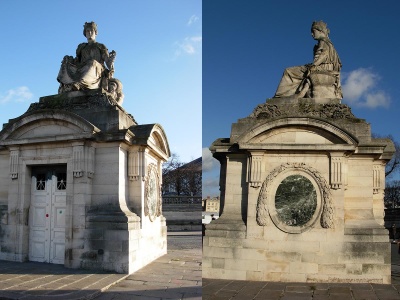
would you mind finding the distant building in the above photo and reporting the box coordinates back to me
[204,196,220,213]
[202,196,220,225]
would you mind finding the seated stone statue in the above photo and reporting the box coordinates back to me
[57,22,116,94]
[274,21,342,99]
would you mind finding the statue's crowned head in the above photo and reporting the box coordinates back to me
[311,21,329,36]
[83,21,98,37]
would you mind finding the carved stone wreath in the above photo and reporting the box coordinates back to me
[144,163,162,221]
[249,100,356,120]
[256,162,334,230]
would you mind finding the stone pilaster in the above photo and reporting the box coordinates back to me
[9,147,19,179]
[72,143,84,178]
[248,152,263,188]
[128,148,145,181]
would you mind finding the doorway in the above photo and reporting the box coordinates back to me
[29,166,67,264]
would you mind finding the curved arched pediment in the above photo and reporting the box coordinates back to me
[236,118,358,146]
[150,130,169,155]
[0,110,99,143]
[130,123,170,160]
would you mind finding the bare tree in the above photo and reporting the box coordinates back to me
[385,180,400,208]
[162,154,202,196]
[182,162,202,196]
[385,135,400,178]
[162,153,185,195]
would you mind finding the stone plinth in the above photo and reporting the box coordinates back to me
[203,97,394,283]
[0,90,170,274]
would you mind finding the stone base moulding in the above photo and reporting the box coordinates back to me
[204,97,394,284]
[0,91,171,274]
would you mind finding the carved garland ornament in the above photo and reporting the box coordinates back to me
[256,163,334,229]
[144,163,162,221]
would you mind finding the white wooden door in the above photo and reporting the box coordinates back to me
[29,168,67,264]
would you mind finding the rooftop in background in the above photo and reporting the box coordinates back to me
[179,157,202,171]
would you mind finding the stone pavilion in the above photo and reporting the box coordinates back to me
[0,22,170,274]
[203,21,395,283]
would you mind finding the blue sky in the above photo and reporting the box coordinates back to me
[203,0,400,197]
[0,0,201,164]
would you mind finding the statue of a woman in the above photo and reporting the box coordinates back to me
[274,21,342,99]
[57,22,116,93]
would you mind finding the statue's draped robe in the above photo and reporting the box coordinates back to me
[57,42,109,90]
[274,37,342,98]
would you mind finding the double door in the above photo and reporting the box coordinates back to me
[29,166,67,264]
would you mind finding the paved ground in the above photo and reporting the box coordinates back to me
[2,234,400,299]
[0,231,202,300]
[94,232,202,300]
[202,243,400,300]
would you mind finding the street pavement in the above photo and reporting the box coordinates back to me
[0,231,202,300]
[94,231,202,300]
[2,234,400,299]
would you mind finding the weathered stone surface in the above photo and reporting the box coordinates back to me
[206,93,394,283]
[0,87,170,274]
[56,21,124,105]
[274,21,342,100]
[22,90,136,132]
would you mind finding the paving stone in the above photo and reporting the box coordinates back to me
[328,293,354,300]
[312,296,330,300]
[280,291,313,299]
[374,289,400,299]
[329,286,352,293]
[352,289,379,300]
[286,285,313,293]
[263,282,286,291]
[254,289,283,299]
[351,283,373,290]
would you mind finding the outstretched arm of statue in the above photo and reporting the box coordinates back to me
[105,50,116,71]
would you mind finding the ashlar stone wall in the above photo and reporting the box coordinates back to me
[204,98,394,283]
[0,92,170,274]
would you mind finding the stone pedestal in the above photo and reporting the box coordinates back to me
[203,97,394,283]
[0,90,170,274]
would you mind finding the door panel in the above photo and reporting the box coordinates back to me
[29,166,67,264]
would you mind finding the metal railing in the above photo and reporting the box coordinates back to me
[162,196,202,211]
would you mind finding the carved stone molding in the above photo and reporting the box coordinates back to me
[144,163,162,221]
[256,162,334,229]
[87,146,95,178]
[330,153,345,189]
[248,152,263,188]
[373,163,384,194]
[128,149,145,181]
[249,104,282,119]
[250,100,356,121]
[9,148,19,179]
[72,144,84,178]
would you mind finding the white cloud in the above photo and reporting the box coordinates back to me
[342,68,390,108]
[202,177,220,198]
[364,91,391,108]
[202,147,219,172]
[187,15,199,26]
[174,36,202,57]
[202,148,220,197]
[0,86,33,104]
